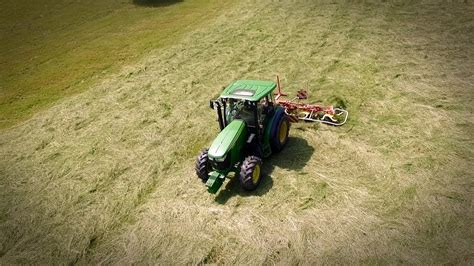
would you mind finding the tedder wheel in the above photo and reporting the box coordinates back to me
[195,148,210,182]
[270,110,290,153]
[239,156,263,191]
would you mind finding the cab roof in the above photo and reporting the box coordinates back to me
[219,80,277,101]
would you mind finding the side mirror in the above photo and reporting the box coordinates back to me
[209,100,214,109]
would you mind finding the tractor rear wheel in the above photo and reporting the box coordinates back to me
[239,156,263,191]
[270,110,290,153]
[195,149,210,182]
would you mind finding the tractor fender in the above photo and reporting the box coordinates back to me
[263,107,286,152]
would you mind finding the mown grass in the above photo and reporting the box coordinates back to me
[0,0,233,129]
[0,0,473,264]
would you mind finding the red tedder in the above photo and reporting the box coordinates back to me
[274,76,348,126]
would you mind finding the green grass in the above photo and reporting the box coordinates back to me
[0,0,233,128]
[0,0,473,264]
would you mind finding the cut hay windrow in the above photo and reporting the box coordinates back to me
[0,0,472,264]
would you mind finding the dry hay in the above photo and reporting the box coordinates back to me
[0,0,473,264]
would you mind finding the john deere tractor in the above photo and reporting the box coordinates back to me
[195,80,290,194]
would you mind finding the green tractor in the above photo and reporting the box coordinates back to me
[195,80,290,194]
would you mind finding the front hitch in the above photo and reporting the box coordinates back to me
[206,171,226,194]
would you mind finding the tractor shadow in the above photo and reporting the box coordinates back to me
[132,0,182,7]
[215,136,314,204]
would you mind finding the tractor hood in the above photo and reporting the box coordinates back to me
[208,119,246,161]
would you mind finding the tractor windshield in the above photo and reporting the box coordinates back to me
[224,97,270,128]
[225,99,254,124]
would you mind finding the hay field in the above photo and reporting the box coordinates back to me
[0,0,232,128]
[1,0,473,264]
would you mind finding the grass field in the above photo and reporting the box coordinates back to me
[0,0,233,128]
[1,0,473,264]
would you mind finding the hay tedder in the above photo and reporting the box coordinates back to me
[195,77,348,194]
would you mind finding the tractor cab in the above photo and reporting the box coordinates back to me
[197,80,290,194]
[210,80,277,143]
[224,96,273,128]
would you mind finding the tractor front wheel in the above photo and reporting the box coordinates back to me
[239,156,263,191]
[195,149,210,182]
